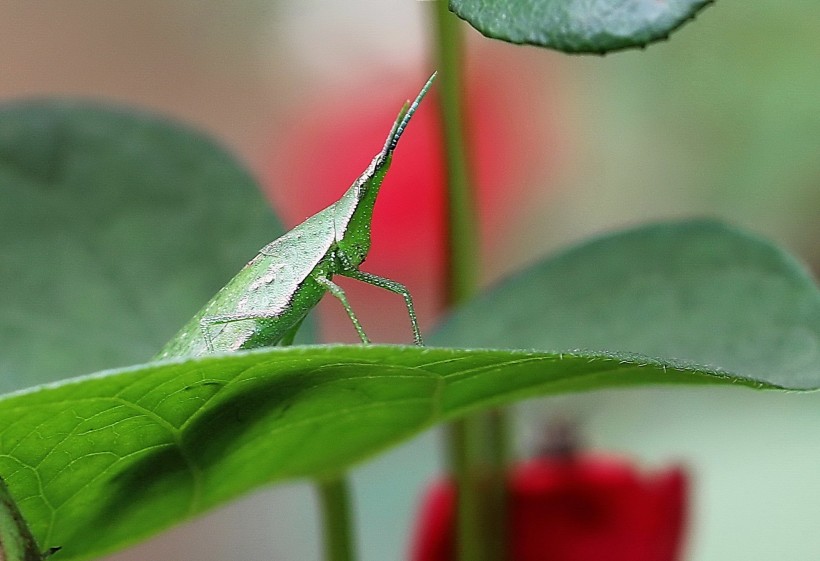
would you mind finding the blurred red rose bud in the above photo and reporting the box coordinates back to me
[410,455,688,561]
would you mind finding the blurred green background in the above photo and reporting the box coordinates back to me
[1,1,818,560]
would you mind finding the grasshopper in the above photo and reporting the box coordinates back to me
[157,73,435,359]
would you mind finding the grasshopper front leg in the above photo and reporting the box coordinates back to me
[314,274,371,344]
[339,270,423,346]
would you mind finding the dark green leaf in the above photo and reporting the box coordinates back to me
[0,100,291,392]
[432,220,820,390]
[449,0,714,53]
[0,343,802,560]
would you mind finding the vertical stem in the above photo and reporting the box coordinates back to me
[485,410,510,561]
[317,476,356,561]
[446,420,484,561]
[430,3,509,561]
[433,0,479,304]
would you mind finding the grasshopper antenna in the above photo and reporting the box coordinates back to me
[383,71,437,154]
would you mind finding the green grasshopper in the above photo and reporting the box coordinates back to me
[157,73,435,359]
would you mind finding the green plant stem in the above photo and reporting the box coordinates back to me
[317,476,356,561]
[433,0,479,305]
[446,412,510,561]
[430,3,510,561]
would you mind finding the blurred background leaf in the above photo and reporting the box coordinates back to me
[448,0,713,53]
[433,220,820,390]
[0,101,293,393]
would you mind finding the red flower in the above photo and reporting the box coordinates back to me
[410,456,688,561]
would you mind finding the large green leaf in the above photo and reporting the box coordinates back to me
[0,343,803,561]
[433,220,820,390]
[0,101,290,393]
[449,0,714,54]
